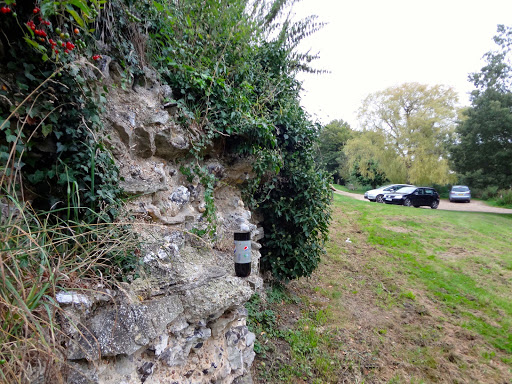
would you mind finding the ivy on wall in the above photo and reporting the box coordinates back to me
[1,0,332,281]
[0,0,119,219]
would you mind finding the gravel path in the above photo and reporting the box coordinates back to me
[332,188,512,214]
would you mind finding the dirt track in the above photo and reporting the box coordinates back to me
[333,188,512,214]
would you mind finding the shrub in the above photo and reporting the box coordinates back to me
[480,185,500,200]
[495,189,512,206]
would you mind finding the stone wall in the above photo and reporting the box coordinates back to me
[57,62,263,384]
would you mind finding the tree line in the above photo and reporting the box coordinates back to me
[316,24,512,203]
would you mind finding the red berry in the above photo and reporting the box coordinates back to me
[74,28,79,34]
[1,7,11,13]
[33,7,40,14]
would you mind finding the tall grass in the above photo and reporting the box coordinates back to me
[0,198,139,383]
[0,67,139,383]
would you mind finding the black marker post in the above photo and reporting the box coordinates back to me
[234,232,251,277]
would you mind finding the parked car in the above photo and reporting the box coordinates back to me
[383,186,440,209]
[449,185,471,203]
[364,184,414,203]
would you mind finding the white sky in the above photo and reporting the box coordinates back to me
[292,0,512,127]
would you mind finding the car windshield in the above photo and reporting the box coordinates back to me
[395,187,416,194]
[452,186,469,192]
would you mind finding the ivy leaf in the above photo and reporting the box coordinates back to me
[0,118,10,131]
[40,1,57,17]
[42,124,53,137]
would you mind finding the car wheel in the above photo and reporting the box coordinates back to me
[376,195,384,203]
[404,198,412,207]
[431,200,439,209]
[467,200,471,203]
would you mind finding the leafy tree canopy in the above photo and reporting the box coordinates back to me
[315,119,352,183]
[353,82,458,185]
[452,25,512,189]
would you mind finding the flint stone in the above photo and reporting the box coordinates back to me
[243,346,256,369]
[209,311,238,338]
[226,326,251,372]
[56,292,91,308]
[161,85,173,99]
[160,327,211,367]
[67,296,183,361]
[245,332,255,347]
[169,186,190,207]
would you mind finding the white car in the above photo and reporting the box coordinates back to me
[364,184,414,203]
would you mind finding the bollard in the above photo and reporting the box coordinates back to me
[234,232,251,277]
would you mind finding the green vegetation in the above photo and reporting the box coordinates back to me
[347,83,458,186]
[253,194,512,383]
[0,205,140,383]
[1,0,332,381]
[451,24,512,192]
[317,25,512,201]
[314,119,352,185]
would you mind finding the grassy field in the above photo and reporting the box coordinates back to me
[251,194,512,383]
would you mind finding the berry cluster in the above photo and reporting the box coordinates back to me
[3,2,102,62]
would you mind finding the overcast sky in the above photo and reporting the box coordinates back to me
[291,0,512,128]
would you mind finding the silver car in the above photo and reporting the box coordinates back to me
[364,184,414,203]
[449,185,471,203]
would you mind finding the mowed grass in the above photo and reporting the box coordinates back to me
[252,193,512,383]
[343,194,512,355]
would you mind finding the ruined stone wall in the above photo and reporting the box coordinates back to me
[58,63,263,384]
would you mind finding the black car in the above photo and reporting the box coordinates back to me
[383,186,440,209]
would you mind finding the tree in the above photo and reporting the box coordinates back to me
[315,119,352,183]
[344,130,393,186]
[451,25,512,189]
[353,82,458,185]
